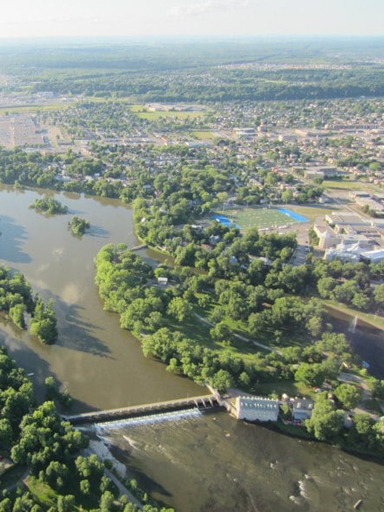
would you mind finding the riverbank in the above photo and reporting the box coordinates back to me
[324,300,384,332]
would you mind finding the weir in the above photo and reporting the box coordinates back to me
[63,393,221,425]
[95,408,203,431]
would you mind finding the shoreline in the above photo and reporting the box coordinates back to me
[324,301,384,332]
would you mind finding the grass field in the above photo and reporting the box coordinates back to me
[323,180,381,193]
[216,207,297,231]
[131,104,205,119]
[252,380,314,399]
[190,130,216,140]
[292,205,337,221]
[26,476,59,509]
[0,104,71,114]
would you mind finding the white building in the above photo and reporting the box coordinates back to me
[235,396,279,422]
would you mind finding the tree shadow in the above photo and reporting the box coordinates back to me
[89,225,109,238]
[67,208,85,215]
[0,326,96,413]
[0,215,32,264]
[54,298,114,360]
[109,443,173,502]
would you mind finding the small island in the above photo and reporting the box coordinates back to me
[29,197,69,215]
[68,216,90,236]
[0,265,58,344]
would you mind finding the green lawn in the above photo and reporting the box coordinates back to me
[251,380,314,398]
[26,476,58,509]
[163,292,311,366]
[216,207,297,231]
[26,471,114,511]
[165,309,261,364]
[162,294,268,364]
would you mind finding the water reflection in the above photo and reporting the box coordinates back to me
[0,215,32,264]
[89,225,109,238]
[327,307,384,378]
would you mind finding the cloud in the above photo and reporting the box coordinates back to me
[168,0,251,18]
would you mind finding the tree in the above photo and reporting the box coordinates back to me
[99,491,115,512]
[198,294,210,309]
[211,369,234,392]
[372,379,384,400]
[317,277,337,299]
[305,394,344,441]
[80,479,91,495]
[334,384,361,410]
[167,297,192,322]
[44,377,57,400]
[9,304,25,329]
[0,419,12,448]
[100,475,111,493]
[295,363,325,388]
[374,284,384,307]
[57,495,75,512]
[210,322,232,343]
[30,299,58,345]
[68,216,90,236]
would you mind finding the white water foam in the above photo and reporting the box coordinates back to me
[94,408,202,432]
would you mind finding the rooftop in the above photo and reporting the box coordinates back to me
[238,396,279,411]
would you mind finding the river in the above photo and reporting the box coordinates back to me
[1,184,384,512]
[0,184,200,411]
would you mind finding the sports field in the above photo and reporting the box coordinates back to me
[216,207,308,231]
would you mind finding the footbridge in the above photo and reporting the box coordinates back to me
[63,394,222,425]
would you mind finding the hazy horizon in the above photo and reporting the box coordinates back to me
[0,0,383,39]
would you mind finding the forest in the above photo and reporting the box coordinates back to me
[1,39,384,102]
[0,346,173,511]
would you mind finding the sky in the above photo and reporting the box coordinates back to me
[0,0,383,39]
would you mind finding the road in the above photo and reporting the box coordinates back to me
[84,448,143,510]
[338,372,381,420]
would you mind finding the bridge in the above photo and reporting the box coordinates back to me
[63,394,221,425]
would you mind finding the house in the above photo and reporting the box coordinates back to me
[235,396,279,422]
[292,398,314,421]
[355,196,384,216]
